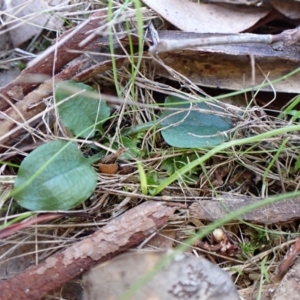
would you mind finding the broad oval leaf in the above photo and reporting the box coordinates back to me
[160,96,233,148]
[55,80,110,138]
[13,141,98,211]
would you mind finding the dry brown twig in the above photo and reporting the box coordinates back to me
[149,26,300,54]
[273,236,300,282]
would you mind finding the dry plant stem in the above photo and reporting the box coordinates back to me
[273,236,300,282]
[0,10,107,112]
[148,26,300,54]
[0,201,175,300]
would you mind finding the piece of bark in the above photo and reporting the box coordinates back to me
[273,237,300,282]
[272,257,300,299]
[72,55,127,82]
[0,10,107,112]
[0,201,175,300]
[189,195,300,224]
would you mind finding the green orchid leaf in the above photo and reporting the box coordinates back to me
[13,141,98,211]
[55,80,110,138]
[160,96,233,148]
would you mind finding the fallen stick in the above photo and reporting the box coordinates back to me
[149,26,300,54]
[0,201,175,300]
[273,236,300,282]
[189,196,300,224]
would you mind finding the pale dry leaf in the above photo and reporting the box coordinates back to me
[154,52,300,93]
[270,0,300,20]
[142,0,270,33]
[145,229,176,250]
[4,0,64,47]
[82,251,240,300]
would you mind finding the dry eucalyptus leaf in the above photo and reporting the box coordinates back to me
[145,229,176,250]
[82,251,239,300]
[270,0,300,19]
[142,0,270,33]
[4,0,64,47]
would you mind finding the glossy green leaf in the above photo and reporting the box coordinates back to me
[160,96,233,148]
[13,141,98,211]
[55,80,110,138]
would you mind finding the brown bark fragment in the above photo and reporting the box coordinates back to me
[273,237,300,282]
[189,196,300,224]
[273,257,300,299]
[72,56,127,82]
[0,201,174,300]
